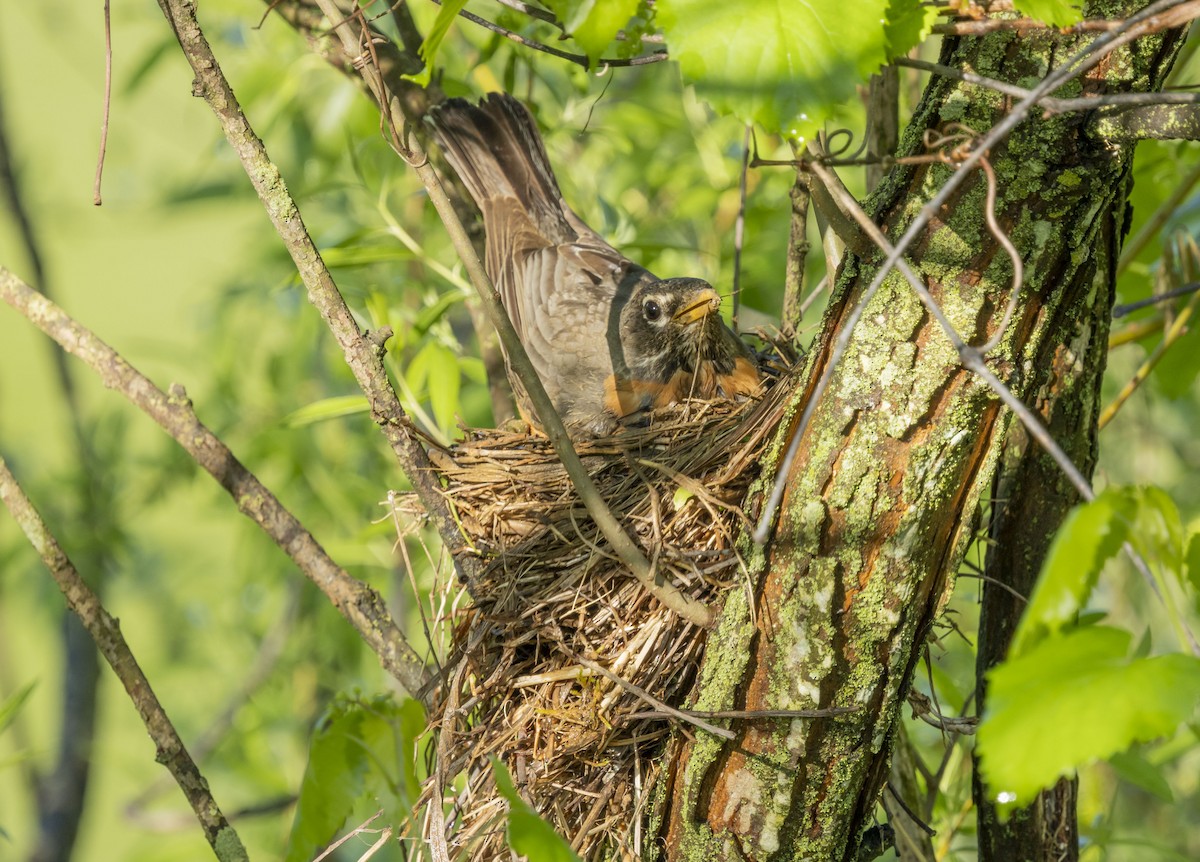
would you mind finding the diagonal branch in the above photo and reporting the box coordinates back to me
[0,270,431,700]
[0,454,247,861]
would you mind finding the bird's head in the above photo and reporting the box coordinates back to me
[618,277,729,378]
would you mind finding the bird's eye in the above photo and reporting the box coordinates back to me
[643,300,662,322]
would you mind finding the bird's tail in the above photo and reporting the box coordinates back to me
[428,93,577,244]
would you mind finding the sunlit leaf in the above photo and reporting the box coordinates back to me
[408,0,470,86]
[658,0,890,140]
[544,0,641,61]
[979,626,1200,809]
[493,758,581,862]
[884,0,938,58]
[1013,0,1083,27]
[1011,488,1135,657]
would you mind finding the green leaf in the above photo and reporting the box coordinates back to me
[1152,318,1200,399]
[544,0,641,61]
[658,0,890,140]
[1129,485,1184,578]
[1011,488,1136,657]
[284,395,370,427]
[1185,530,1200,612]
[286,698,374,862]
[493,758,581,862]
[319,244,413,269]
[0,682,35,736]
[426,344,462,432]
[286,694,424,862]
[408,0,471,86]
[1013,0,1083,28]
[978,626,1200,809]
[1109,750,1175,803]
[884,0,938,58]
[413,289,468,337]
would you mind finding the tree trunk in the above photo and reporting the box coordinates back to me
[659,4,1185,859]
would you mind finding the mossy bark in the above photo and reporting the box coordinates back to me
[658,5,1186,860]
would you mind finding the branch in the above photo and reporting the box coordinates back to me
[0,271,431,700]
[0,454,247,861]
[1093,102,1200,140]
[153,0,484,589]
[429,0,668,69]
[312,2,713,627]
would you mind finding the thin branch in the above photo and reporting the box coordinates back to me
[754,0,1196,543]
[153,0,483,589]
[0,271,431,700]
[897,55,1200,116]
[313,2,712,627]
[0,455,247,860]
[1113,280,1200,316]
[781,167,813,339]
[571,655,735,740]
[93,0,112,205]
[731,124,751,328]
[1094,102,1200,141]
[430,0,668,69]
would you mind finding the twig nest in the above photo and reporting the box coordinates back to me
[418,363,793,861]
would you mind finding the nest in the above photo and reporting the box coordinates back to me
[417,361,794,861]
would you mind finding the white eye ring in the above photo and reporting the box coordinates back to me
[643,299,663,322]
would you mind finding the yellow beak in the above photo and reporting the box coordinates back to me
[672,288,721,325]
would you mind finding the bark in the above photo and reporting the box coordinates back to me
[660,4,1186,860]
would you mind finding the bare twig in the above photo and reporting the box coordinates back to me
[0,455,247,860]
[314,2,712,627]
[94,0,112,205]
[897,56,1200,116]
[571,655,734,740]
[781,167,813,338]
[430,0,668,69]
[1113,280,1200,316]
[0,271,431,699]
[731,124,751,327]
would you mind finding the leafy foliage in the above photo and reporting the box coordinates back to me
[493,758,582,862]
[658,0,891,140]
[286,694,426,862]
[979,488,1200,812]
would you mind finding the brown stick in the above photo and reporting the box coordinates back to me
[0,270,431,700]
[0,454,247,861]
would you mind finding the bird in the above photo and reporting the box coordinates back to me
[428,93,760,438]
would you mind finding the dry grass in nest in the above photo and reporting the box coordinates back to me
[416,363,794,861]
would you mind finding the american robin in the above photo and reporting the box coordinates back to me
[429,93,760,437]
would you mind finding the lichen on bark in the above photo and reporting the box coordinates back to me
[659,4,1187,859]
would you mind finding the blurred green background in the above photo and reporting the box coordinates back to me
[1,1,1198,860]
